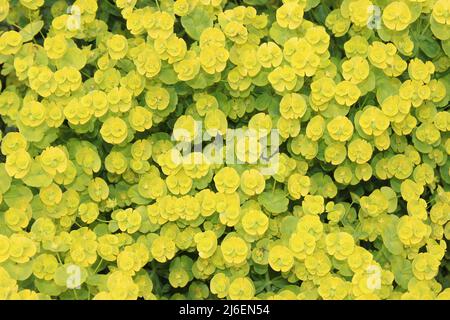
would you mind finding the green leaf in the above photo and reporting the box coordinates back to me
[243,0,269,6]
[108,220,119,233]
[418,35,441,58]
[381,215,404,256]
[390,256,413,290]
[4,184,33,208]
[350,192,361,204]
[269,22,298,45]
[116,59,135,73]
[86,274,108,292]
[252,264,268,275]
[186,71,220,89]
[380,186,398,213]
[442,39,450,57]
[93,223,110,237]
[271,276,290,289]
[22,161,53,188]
[59,288,90,300]
[0,164,12,194]
[310,3,329,24]
[1,260,33,281]
[267,96,281,117]
[332,257,354,277]
[19,20,44,42]
[306,0,321,10]
[280,216,298,238]
[412,134,433,154]
[258,189,289,214]
[439,161,450,185]
[159,64,178,85]
[255,92,275,112]
[16,122,46,142]
[31,197,47,220]
[128,185,151,205]
[34,47,49,66]
[376,76,401,105]
[252,70,270,87]
[430,16,450,41]
[55,47,87,70]
[181,8,214,40]
[34,279,65,297]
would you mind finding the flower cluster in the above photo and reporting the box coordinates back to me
[0,0,449,301]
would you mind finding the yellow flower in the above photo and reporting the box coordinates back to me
[228,277,254,300]
[347,138,373,164]
[194,231,217,259]
[268,245,294,272]
[348,0,373,27]
[397,216,430,246]
[359,106,390,136]
[214,167,240,194]
[100,117,129,144]
[276,2,304,29]
[382,1,412,31]
[288,173,310,199]
[0,0,9,22]
[5,148,32,179]
[174,53,201,82]
[107,34,128,60]
[241,209,269,236]
[268,66,298,92]
[280,93,307,120]
[44,34,67,59]
[0,31,23,55]
[327,116,354,142]
[221,235,248,265]
[342,57,369,84]
[257,42,283,68]
[240,169,265,195]
[412,253,440,281]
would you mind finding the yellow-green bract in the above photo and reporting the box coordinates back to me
[0,0,449,301]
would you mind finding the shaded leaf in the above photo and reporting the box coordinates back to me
[20,20,44,42]
[390,256,413,289]
[181,8,214,40]
[4,184,33,208]
[258,189,289,214]
[0,164,12,194]
[381,215,404,256]
[22,161,53,188]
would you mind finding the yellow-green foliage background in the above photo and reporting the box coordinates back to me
[0,0,450,300]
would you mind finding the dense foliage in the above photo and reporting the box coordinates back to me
[0,0,449,300]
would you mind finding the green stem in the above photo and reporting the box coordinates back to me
[154,0,161,11]
[11,23,22,30]
[80,69,91,78]
[93,258,104,274]
[56,253,63,265]
[421,19,431,36]
[150,262,161,295]
[265,272,272,292]
[360,94,370,108]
